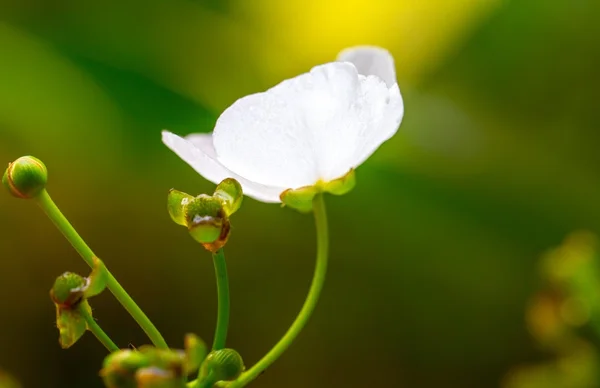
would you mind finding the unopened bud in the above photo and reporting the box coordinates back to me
[186,195,230,251]
[101,349,151,388]
[50,272,86,307]
[202,349,244,382]
[2,156,48,199]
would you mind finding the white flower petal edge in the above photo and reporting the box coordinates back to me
[161,131,284,202]
[337,46,397,87]
[336,46,404,168]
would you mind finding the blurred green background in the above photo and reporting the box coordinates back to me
[1,0,600,387]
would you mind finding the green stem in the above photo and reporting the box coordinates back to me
[35,189,168,349]
[229,193,329,387]
[78,303,119,352]
[212,248,230,350]
[196,372,217,388]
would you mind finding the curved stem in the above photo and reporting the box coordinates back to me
[212,248,230,350]
[78,303,119,352]
[35,189,168,349]
[229,193,329,387]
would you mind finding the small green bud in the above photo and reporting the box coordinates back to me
[214,178,243,216]
[202,349,244,382]
[2,156,47,199]
[101,349,151,388]
[50,272,86,307]
[184,333,208,375]
[167,189,194,227]
[186,195,230,251]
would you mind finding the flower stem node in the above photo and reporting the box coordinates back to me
[2,156,48,199]
[201,349,245,382]
[280,169,355,213]
[49,257,109,349]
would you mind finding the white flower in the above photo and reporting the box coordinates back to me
[162,46,404,204]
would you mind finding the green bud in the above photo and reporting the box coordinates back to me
[135,367,183,388]
[202,349,244,382]
[2,156,47,199]
[184,333,208,375]
[167,189,194,227]
[139,346,185,376]
[214,178,243,216]
[101,349,151,388]
[50,272,86,307]
[186,195,230,251]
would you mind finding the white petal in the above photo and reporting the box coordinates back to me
[162,131,284,202]
[337,46,397,88]
[212,62,402,188]
[350,82,404,168]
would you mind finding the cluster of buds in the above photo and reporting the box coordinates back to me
[167,179,243,252]
[101,337,244,388]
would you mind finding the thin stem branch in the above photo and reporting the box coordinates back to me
[78,303,119,352]
[229,193,329,387]
[35,189,168,349]
[212,248,230,350]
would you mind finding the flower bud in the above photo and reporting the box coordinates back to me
[214,178,243,216]
[202,349,244,382]
[185,195,230,251]
[50,272,86,307]
[101,349,151,388]
[167,189,194,227]
[2,156,48,199]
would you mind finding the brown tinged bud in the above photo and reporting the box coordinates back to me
[2,156,48,199]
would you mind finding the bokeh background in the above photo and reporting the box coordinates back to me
[1,0,600,387]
